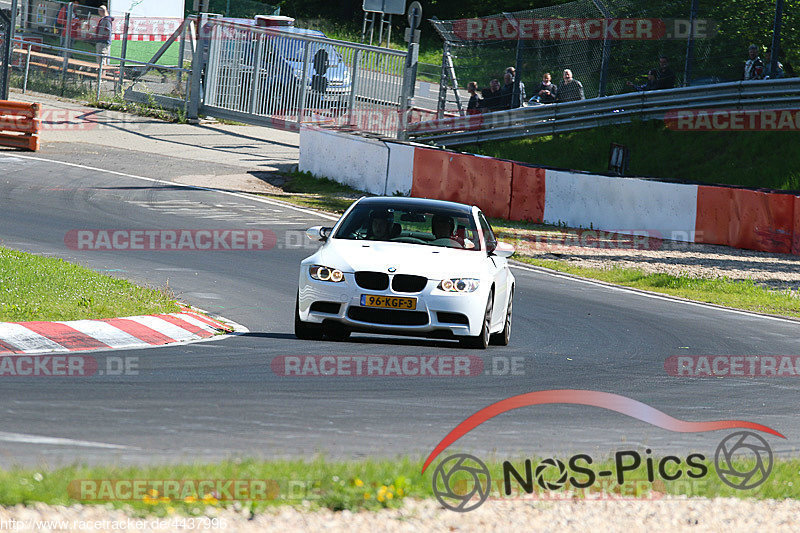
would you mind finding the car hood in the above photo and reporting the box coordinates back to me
[312,239,488,279]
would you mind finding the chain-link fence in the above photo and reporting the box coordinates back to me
[430,0,795,112]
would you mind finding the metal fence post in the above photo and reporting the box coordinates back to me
[684,0,698,86]
[591,0,611,97]
[60,1,73,96]
[769,0,784,77]
[188,14,208,121]
[116,12,130,94]
[347,49,361,126]
[22,42,31,93]
[177,17,187,89]
[248,34,263,115]
[96,63,103,101]
[296,42,311,127]
[0,0,17,100]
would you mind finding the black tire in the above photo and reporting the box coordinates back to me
[322,321,351,341]
[461,291,493,350]
[294,296,323,340]
[490,287,513,346]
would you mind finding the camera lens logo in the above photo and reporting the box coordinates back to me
[535,458,568,490]
[715,431,773,490]
[431,453,491,512]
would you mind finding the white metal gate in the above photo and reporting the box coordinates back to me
[202,20,407,138]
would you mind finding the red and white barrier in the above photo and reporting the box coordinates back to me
[298,126,800,255]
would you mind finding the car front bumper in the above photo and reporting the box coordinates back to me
[297,271,488,337]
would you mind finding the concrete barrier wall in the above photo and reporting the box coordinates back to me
[298,128,389,195]
[543,171,699,242]
[298,128,799,255]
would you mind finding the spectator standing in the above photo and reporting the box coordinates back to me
[764,49,784,79]
[500,67,526,109]
[93,6,114,67]
[466,81,483,114]
[653,56,675,89]
[558,69,585,102]
[481,79,503,111]
[56,1,81,38]
[539,72,558,103]
[744,44,765,80]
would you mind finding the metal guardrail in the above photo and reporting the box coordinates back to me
[407,78,800,145]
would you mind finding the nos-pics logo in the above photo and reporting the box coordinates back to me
[424,390,783,512]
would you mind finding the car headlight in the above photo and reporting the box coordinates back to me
[438,278,479,293]
[310,265,344,282]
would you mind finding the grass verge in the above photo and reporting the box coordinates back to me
[260,171,363,214]
[1,455,797,515]
[0,246,179,322]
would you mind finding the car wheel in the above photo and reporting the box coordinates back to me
[294,296,323,340]
[461,291,493,350]
[490,287,512,346]
[323,321,351,341]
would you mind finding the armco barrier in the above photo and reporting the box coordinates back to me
[411,148,512,219]
[0,101,40,151]
[509,164,546,223]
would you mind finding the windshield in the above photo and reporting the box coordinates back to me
[333,203,481,250]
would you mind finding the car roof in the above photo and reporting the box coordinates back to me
[356,196,475,215]
[274,27,326,38]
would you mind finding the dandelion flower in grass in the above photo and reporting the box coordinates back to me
[354,479,364,487]
[363,492,371,500]
[184,496,198,503]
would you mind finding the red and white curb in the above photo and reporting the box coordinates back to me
[0,308,247,355]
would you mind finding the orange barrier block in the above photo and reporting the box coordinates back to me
[0,101,40,152]
[0,133,39,151]
[509,164,546,223]
[729,189,794,254]
[411,148,512,218]
[411,147,450,199]
[695,186,733,247]
[696,185,794,253]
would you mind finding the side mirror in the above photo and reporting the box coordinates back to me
[493,241,515,258]
[306,226,332,241]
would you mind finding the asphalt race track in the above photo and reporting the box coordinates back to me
[1,153,799,468]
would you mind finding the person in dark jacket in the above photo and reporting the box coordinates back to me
[653,56,676,89]
[94,5,114,66]
[499,67,525,109]
[481,79,503,111]
[626,70,658,92]
[466,81,483,114]
[744,44,765,80]
[532,72,557,104]
[557,69,585,102]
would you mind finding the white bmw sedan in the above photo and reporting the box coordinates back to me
[295,197,515,349]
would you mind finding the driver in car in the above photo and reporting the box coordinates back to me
[368,210,394,240]
[431,214,455,240]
